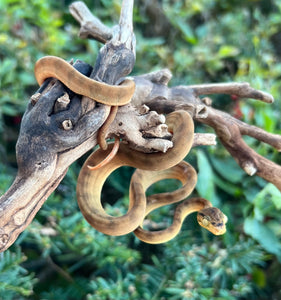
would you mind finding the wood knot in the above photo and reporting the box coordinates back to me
[54,93,70,112]
[138,104,150,115]
[201,97,212,106]
[0,234,9,248]
[14,211,26,226]
[62,119,73,130]
[30,93,41,105]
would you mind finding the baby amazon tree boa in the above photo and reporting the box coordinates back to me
[35,56,135,106]
[76,111,227,242]
[35,56,227,243]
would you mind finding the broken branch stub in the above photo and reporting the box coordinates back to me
[0,1,137,252]
[0,60,111,252]
[1,0,281,251]
[130,70,281,190]
[0,0,179,252]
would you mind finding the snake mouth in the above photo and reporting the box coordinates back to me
[209,226,226,235]
[211,225,227,235]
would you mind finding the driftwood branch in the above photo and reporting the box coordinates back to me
[128,70,281,189]
[69,1,113,43]
[1,0,280,251]
[0,0,139,252]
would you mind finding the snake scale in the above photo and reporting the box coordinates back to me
[35,56,135,105]
[35,55,227,243]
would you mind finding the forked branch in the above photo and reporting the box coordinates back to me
[0,0,280,252]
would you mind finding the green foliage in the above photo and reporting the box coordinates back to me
[1,0,281,299]
[244,183,281,261]
[196,150,219,206]
[83,237,268,300]
[0,248,37,299]
[162,238,267,300]
[0,0,58,117]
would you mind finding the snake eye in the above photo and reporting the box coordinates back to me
[202,218,209,227]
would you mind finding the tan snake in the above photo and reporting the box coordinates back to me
[35,56,135,106]
[35,56,227,243]
[76,111,227,242]
[132,166,227,243]
[34,55,132,162]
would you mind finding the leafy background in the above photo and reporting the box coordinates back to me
[0,0,281,299]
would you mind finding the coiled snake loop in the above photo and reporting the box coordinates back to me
[35,56,227,243]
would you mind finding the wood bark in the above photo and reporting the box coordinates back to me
[0,0,280,252]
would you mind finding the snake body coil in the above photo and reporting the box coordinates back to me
[35,55,227,243]
[76,110,227,242]
[76,111,194,236]
[34,56,135,106]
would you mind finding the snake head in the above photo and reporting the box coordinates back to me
[197,207,228,235]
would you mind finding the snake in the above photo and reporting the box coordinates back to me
[76,110,194,235]
[131,163,227,244]
[35,56,227,243]
[34,55,134,162]
[76,110,228,242]
[34,56,135,106]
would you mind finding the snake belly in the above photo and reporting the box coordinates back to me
[76,110,194,236]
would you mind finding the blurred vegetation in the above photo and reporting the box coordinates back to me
[0,0,281,299]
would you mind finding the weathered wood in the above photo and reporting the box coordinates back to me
[0,0,138,252]
[69,1,113,43]
[128,71,281,189]
[0,61,108,252]
[1,0,280,251]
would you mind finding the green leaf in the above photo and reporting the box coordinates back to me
[244,217,281,262]
[252,267,266,288]
[218,45,240,58]
[196,150,219,206]
[174,19,197,44]
[213,174,242,196]
[165,287,185,295]
[197,287,214,297]
[2,104,18,116]
[253,183,281,210]
[18,71,34,85]
[210,156,245,184]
